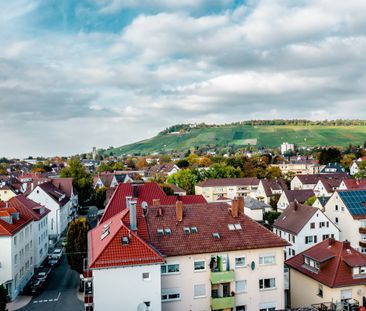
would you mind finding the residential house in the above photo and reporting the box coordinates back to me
[271,158,321,175]
[195,178,260,202]
[286,239,366,308]
[290,173,347,190]
[9,195,50,268]
[339,178,366,191]
[243,196,272,222]
[277,190,315,212]
[28,182,72,242]
[0,185,16,201]
[254,179,287,204]
[312,197,330,211]
[169,184,186,196]
[0,203,34,300]
[273,202,339,259]
[86,199,288,311]
[320,163,346,174]
[349,158,366,176]
[313,178,343,198]
[324,190,366,254]
[93,173,134,189]
[99,182,206,224]
[146,164,180,180]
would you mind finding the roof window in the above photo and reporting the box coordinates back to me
[191,227,198,233]
[121,236,129,245]
[164,228,171,235]
[157,229,164,236]
[183,227,190,234]
[212,233,221,239]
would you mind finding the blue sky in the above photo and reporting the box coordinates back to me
[1,0,366,157]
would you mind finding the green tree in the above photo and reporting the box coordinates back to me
[66,217,90,274]
[167,169,198,195]
[160,184,174,196]
[269,194,281,210]
[176,159,189,169]
[0,284,7,311]
[304,196,317,206]
[60,158,94,205]
[95,187,107,210]
[263,211,281,226]
[265,166,282,179]
[317,147,341,165]
[355,161,366,178]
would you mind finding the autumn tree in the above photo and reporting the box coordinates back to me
[304,196,317,206]
[136,158,148,169]
[66,217,90,274]
[167,169,198,195]
[95,186,107,210]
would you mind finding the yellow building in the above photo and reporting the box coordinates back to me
[0,185,16,201]
[286,239,366,309]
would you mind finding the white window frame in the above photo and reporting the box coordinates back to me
[161,263,180,275]
[259,254,275,265]
[235,280,247,294]
[259,278,276,290]
[235,256,246,268]
[194,260,206,272]
[194,284,206,298]
[161,288,181,302]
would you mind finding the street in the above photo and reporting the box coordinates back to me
[19,255,84,311]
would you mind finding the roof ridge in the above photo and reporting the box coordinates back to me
[330,243,343,287]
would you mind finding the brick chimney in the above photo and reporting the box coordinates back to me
[293,200,299,211]
[343,240,351,250]
[238,196,244,215]
[152,199,161,206]
[328,237,335,246]
[230,198,239,218]
[176,200,183,222]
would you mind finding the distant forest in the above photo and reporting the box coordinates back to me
[159,120,366,135]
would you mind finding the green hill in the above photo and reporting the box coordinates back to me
[106,124,366,156]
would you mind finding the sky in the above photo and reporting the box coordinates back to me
[1,0,366,157]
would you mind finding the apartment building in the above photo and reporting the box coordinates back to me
[195,178,259,202]
[87,198,288,311]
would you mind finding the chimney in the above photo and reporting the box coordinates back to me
[132,184,139,198]
[230,198,239,218]
[293,200,299,211]
[238,196,244,215]
[128,199,137,231]
[152,199,160,206]
[343,240,351,250]
[328,237,335,246]
[176,201,183,222]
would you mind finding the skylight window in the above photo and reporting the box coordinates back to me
[228,224,235,230]
[164,228,171,235]
[157,229,164,236]
[191,227,198,233]
[212,233,220,239]
[234,224,242,230]
[100,230,109,240]
[121,236,129,245]
[183,227,190,234]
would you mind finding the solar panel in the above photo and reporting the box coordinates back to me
[339,190,366,216]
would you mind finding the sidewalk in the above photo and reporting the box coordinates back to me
[6,295,32,311]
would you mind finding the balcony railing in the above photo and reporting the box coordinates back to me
[359,227,366,234]
[210,270,235,284]
[211,296,235,310]
[359,241,366,248]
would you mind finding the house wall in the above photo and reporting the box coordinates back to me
[289,268,366,308]
[274,210,339,259]
[195,185,258,202]
[93,264,162,311]
[290,177,315,190]
[313,181,332,198]
[244,207,263,221]
[324,193,364,253]
[0,222,34,300]
[161,247,285,311]
[277,193,289,212]
[33,216,49,267]
[0,189,16,201]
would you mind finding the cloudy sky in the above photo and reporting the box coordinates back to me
[1,0,366,157]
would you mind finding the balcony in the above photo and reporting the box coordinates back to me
[359,241,366,248]
[210,270,235,285]
[359,227,366,234]
[211,296,235,310]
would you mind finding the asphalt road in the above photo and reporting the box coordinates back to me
[19,255,84,311]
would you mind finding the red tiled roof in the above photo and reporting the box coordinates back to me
[286,239,366,288]
[0,206,33,236]
[146,202,289,257]
[179,195,207,204]
[88,209,164,269]
[51,178,74,198]
[38,182,70,207]
[273,202,318,235]
[283,189,315,204]
[196,178,259,188]
[99,182,206,224]
[342,179,366,190]
[9,195,50,221]
[317,178,343,193]
[260,179,287,197]
[295,173,348,185]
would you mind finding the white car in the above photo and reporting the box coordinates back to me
[52,248,63,259]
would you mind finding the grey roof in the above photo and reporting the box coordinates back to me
[316,196,330,207]
[244,197,271,210]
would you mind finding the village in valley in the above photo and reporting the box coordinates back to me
[1,138,366,311]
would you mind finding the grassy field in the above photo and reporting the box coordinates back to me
[107,125,366,155]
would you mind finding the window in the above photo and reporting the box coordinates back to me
[235,257,246,268]
[161,288,181,302]
[121,236,129,245]
[335,205,338,211]
[292,235,295,243]
[323,234,329,240]
[228,224,235,230]
[212,233,220,239]
[259,278,276,290]
[142,272,150,281]
[310,222,315,229]
[194,284,206,298]
[14,254,18,265]
[14,236,17,246]
[164,228,171,235]
[318,284,323,297]
[319,222,325,228]
[305,236,314,244]
[236,306,246,311]
[335,217,339,224]
[235,280,247,293]
[161,263,180,275]
[157,229,164,236]
[259,255,275,265]
[191,227,198,233]
[260,302,276,311]
[234,223,242,230]
[194,260,205,271]
[183,227,190,234]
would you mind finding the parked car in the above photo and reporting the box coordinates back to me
[52,248,63,259]
[31,279,44,294]
[36,271,47,282]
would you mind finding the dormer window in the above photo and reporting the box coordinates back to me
[304,256,320,271]
[353,266,366,277]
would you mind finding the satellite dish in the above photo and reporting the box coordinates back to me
[141,201,148,217]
